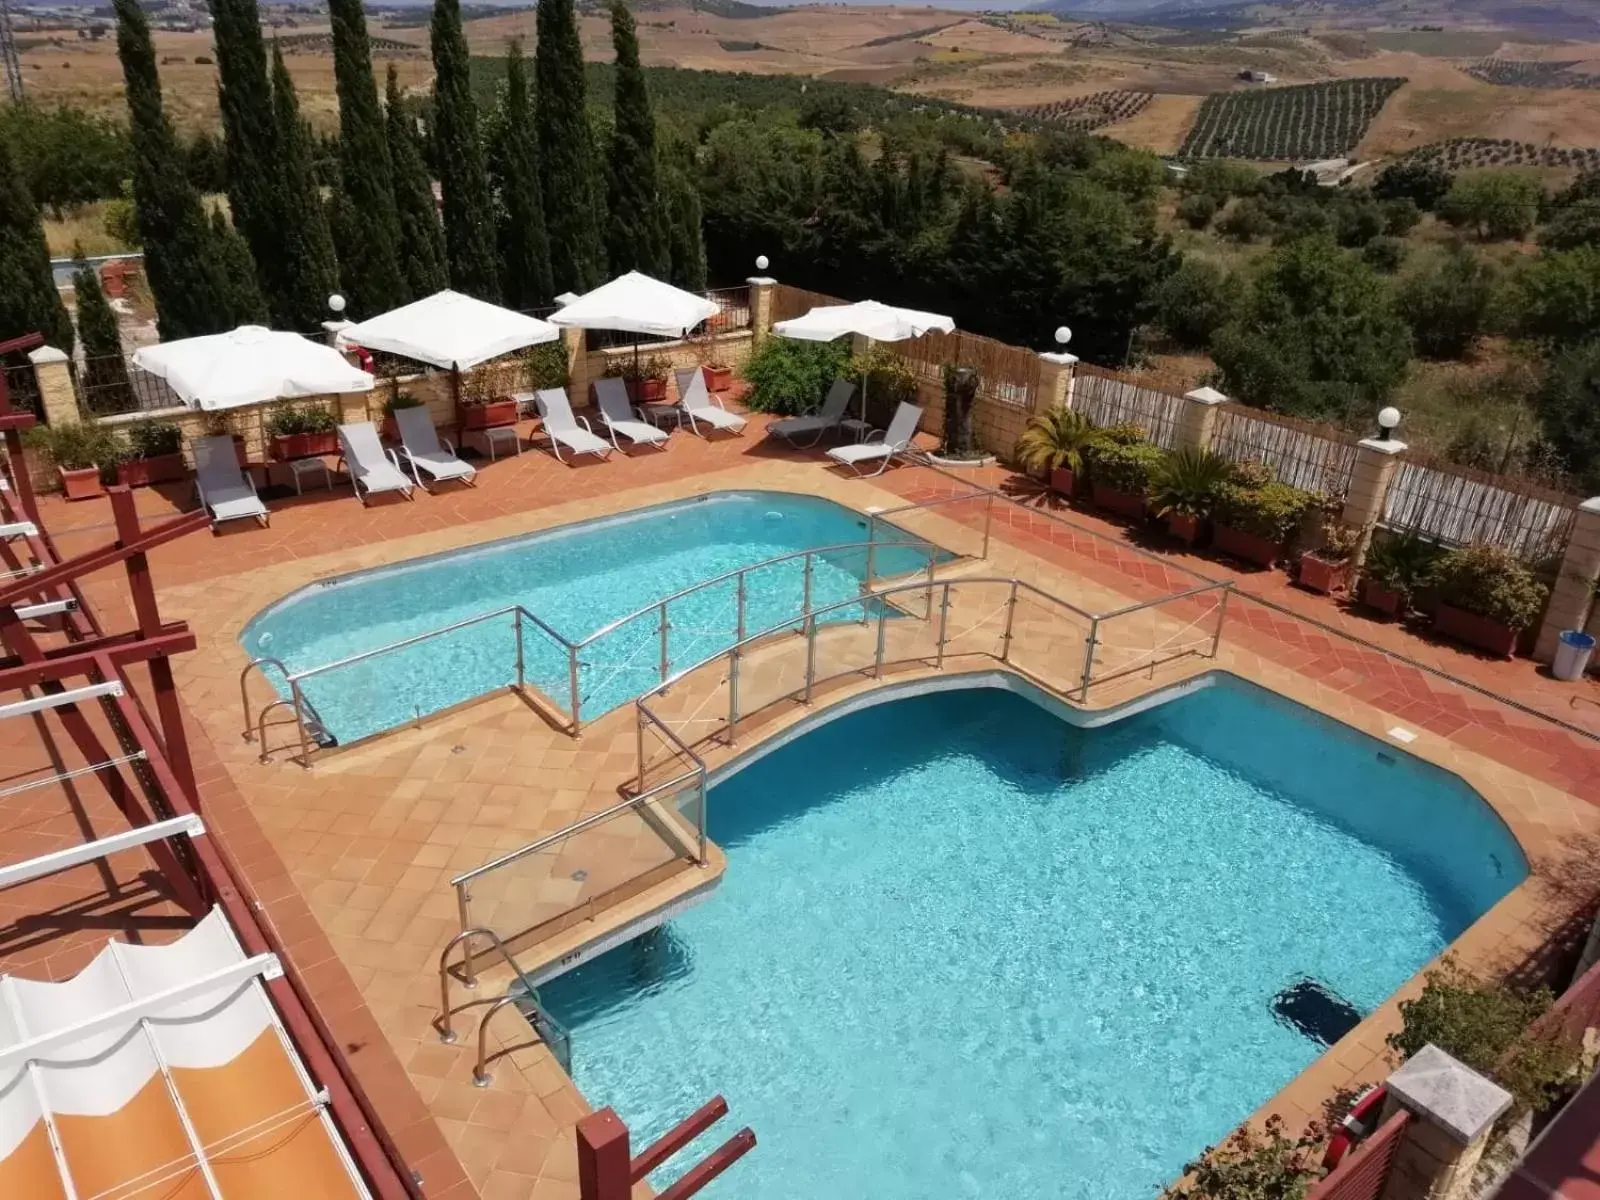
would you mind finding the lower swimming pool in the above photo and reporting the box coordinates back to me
[241,491,942,743]
[540,676,1524,1200]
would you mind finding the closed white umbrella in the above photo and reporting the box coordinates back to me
[334,289,559,371]
[132,326,374,412]
[771,299,954,344]
[549,271,719,339]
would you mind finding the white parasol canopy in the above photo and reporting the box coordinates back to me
[334,289,560,371]
[132,326,374,412]
[549,271,720,339]
[772,299,954,344]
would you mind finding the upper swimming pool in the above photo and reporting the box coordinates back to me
[540,675,1526,1200]
[241,491,944,743]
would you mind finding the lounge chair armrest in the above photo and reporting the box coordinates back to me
[442,436,455,455]
[862,429,888,444]
[385,447,404,471]
[576,414,595,434]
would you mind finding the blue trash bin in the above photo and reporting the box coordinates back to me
[1553,629,1596,681]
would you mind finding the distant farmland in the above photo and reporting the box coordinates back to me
[1178,78,1406,161]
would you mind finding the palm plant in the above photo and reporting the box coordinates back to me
[1148,448,1233,520]
[1014,407,1100,493]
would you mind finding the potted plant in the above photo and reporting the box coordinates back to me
[1298,517,1360,595]
[25,422,117,501]
[266,404,339,460]
[1211,464,1317,568]
[462,393,520,430]
[201,412,249,466]
[1430,544,1549,658]
[1359,532,1439,617]
[1014,406,1100,498]
[382,390,426,441]
[114,420,185,487]
[606,355,670,404]
[1148,447,1232,545]
[702,359,734,392]
[1083,425,1162,520]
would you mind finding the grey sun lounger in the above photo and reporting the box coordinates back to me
[192,435,268,530]
[394,405,477,490]
[674,367,746,437]
[593,377,669,451]
[766,378,859,447]
[338,421,416,504]
[534,388,613,463]
[826,402,924,476]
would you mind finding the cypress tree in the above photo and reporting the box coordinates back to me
[73,247,130,412]
[492,41,554,308]
[663,165,707,292]
[209,208,269,326]
[534,0,606,292]
[606,0,668,278]
[208,0,282,315]
[268,43,341,329]
[384,66,448,299]
[327,0,407,313]
[430,0,499,300]
[113,0,238,338]
[0,134,74,352]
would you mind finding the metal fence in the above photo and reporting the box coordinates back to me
[1211,405,1361,498]
[1072,365,1185,449]
[1381,454,1580,562]
[77,358,181,417]
[705,285,752,332]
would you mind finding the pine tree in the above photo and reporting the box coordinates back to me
[492,41,554,308]
[327,0,407,313]
[0,134,74,352]
[384,66,448,300]
[534,0,606,292]
[209,208,269,326]
[430,0,499,300]
[113,0,238,338]
[663,165,707,292]
[606,0,668,277]
[267,44,342,329]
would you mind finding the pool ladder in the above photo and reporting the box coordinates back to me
[240,656,333,766]
[435,926,571,1085]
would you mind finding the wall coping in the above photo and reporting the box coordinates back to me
[1039,351,1078,365]
[1580,496,1600,514]
[1387,1044,1512,1145]
[1358,436,1409,455]
[746,276,777,287]
[1185,386,1229,405]
[28,346,69,366]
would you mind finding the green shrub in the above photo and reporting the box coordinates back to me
[24,421,118,471]
[383,390,425,416]
[1361,533,1441,600]
[1431,544,1549,630]
[522,341,568,390]
[741,336,852,417]
[1149,447,1233,518]
[122,420,182,459]
[1084,438,1165,496]
[1213,477,1318,542]
[265,403,337,437]
[848,344,919,428]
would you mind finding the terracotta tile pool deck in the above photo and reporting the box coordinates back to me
[17,409,1600,1199]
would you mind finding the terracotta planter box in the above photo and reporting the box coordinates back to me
[1298,552,1349,595]
[626,378,668,404]
[703,365,733,392]
[1091,481,1148,522]
[1167,512,1201,545]
[116,452,186,487]
[463,399,519,430]
[59,466,103,501]
[1050,466,1076,498]
[1214,523,1284,568]
[270,430,339,461]
[1435,602,1519,659]
[1360,579,1404,617]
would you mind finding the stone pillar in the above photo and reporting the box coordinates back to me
[748,276,777,346]
[29,346,81,427]
[562,325,591,409]
[1534,497,1600,662]
[1343,435,1407,573]
[1177,386,1228,452]
[1036,351,1078,414]
[1377,1045,1512,1200]
[321,318,354,348]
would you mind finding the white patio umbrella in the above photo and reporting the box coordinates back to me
[549,271,719,339]
[132,326,374,412]
[772,299,955,425]
[334,289,560,371]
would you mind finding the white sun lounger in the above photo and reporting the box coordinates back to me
[338,421,415,504]
[192,435,268,530]
[674,367,746,437]
[534,388,613,463]
[766,378,859,447]
[394,405,477,489]
[593,378,669,451]
[826,402,924,476]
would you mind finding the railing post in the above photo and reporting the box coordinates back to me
[513,608,525,689]
[803,611,817,703]
[569,646,582,733]
[658,603,670,684]
[696,773,708,865]
[982,491,993,559]
[874,603,887,678]
[1079,617,1099,701]
[455,884,477,989]
[801,553,813,623]
[727,647,740,743]
[735,572,747,643]
[1210,585,1230,658]
[935,582,951,667]
[1000,580,1018,662]
[577,1109,633,1200]
[636,705,647,792]
[924,553,936,620]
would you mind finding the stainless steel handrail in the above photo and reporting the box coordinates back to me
[286,604,576,683]
[871,488,1000,560]
[434,926,572,1081]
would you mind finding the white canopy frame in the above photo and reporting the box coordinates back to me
[550,271,722,386]
[131,327,374,413]
[335,289,560,373]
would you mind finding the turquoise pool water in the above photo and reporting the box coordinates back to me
[541,678,1525,1200]
[241,492,942,742]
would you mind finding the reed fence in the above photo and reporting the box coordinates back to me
[1072,365,1185,449]
[1382,454,1580,562]
[1211,405,1361,498]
